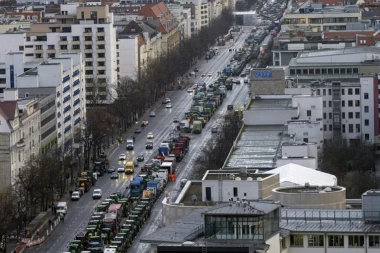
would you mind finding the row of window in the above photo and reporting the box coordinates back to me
[290,234,380,248]
[317,88,371,97]
[323,100,361,107]
[290,67,359,76]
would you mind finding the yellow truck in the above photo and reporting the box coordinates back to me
[125,161,134,174]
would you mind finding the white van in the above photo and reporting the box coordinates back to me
[56,202,67,214]
[126,139,134,150]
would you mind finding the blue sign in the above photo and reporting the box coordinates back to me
[254,72,272,78]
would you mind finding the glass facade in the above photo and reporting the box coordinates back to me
[204,210,280,241]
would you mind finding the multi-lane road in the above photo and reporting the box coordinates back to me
[25,27,252,253]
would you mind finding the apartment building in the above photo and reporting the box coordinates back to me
[283,5,361,32]
[16,53,86,153]
[0,89,40,189]
[0,3,117,103]
[139,2,180,53]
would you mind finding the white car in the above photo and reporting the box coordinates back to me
[207,72,213,77]
[187,88,193,93]
[244,77,249,83]
[147,132,154,139]
[119,154,126,160]
[71,191,80,201]
[166,103,172,108]
[92,189,102,199]
[165,98,170,103]
[117,167,125,173]
[149,111,156,117]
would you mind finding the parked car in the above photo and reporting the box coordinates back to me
[134,128,142,134]
[137,154,145,162]
[92,189,102,199]
[71,191,81,201]
[110,172,119,179]
[149,111,156,117]
[211,126,219,133]
[166,103,172,108]
[194,67,199,72]
[187,88,193,93]
[162,98,171,104]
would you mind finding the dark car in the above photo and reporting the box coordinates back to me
[145,141,153,149]
[111,172,119,179]
[107,167,115,173]
[134,128,142,134]
[194,67,199,72]
[137,155,144,162]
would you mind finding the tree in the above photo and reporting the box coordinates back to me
[192,113,242,179]
[320,140,376,197]
[86,78,114,106]
[0,189,16,252]
[343,171,379,198]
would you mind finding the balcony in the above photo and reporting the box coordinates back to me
[34,58,44,63]
[97,49,106,53]
[85,74,94,78]
[60,49,68,53]
[84,58,94,61]
[59,40,68,45]
[84,41,93,45]
[71,49,80,53]
[96,32,105,36]
[85,66,93,70]
[83,32,93,36]
[97,66,106,70]
[96,40,105,45]
[34,49,43,54]
[16,139,25,149]
[46,49,56,54]
[97,74,106,79]
[84,49,93,53]
[97,57,105,61]
[72,40,81,45]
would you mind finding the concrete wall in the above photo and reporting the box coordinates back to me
[162,197,204,226]
[118,37,138,79]
[258,173,280,199]
[277,157,317,170]
[251,68,286,95]
[202,180,260,202]
[287,121,323,145]
[0,133,11,190]
[272,186,346,209]
[267,233,281,253]
[244,108,298,125]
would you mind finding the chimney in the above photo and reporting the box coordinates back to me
[3,89,18,101]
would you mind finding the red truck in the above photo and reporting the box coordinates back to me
[171,137,190,161]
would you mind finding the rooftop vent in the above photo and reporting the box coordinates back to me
[235,177,241,181]
[247,177,253,181]
[324,187,332,192]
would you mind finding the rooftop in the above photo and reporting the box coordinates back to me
[267,163,338,187]
[203,170,271,181]
[224,125,290,169]
[298,46,380,59]
[248,98,293,110]
[204,201,280,216]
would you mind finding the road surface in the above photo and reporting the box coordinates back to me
[24,27,252,253]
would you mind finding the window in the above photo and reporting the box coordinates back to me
[365,119,369,126]
[353,68,359,74]
[364,93,369,99]
[328,235,344,247]
[329,113,332,119]
[365,134,370,141]
[233,187,238,197]
[355,100,360,107]
[342,124,346,133]
[323,113,326,119]
[290,69,295,75]
[303,69,308,75]
[322,69,327,74]
[329,101,332,107]
[348,88,353,95]
[348,112,353,119]
[349,124,353,133]
[340,68,346,74]
[365,106,369,113]
[97,27,104,32]
[308,235,324,247]
[323,125,327,131]
[328,125,331,131]
[323,89,326,96]
[328,89,331,95]
[341,89,345,95]
[316,69,320,74]
[323,101,326,107]
[348,100,353,107]
[334,68,339,74]
[309,69,314,74]
[290,235,304,247]
[73,36,80,41]
[348,235,364,247]
[355,88,360,95]
[328,68,333,74]
[356,124,360,133]
[307,110,311,117]
[342,100,345,107]
[342,112,345,119]
[19,46,24,51]
[347,68,352,74]
[355,112,360,118]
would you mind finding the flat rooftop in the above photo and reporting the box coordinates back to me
[224,125,290,169]
[203,171,272,181]
[248,98,293,110]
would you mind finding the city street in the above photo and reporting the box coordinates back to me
[24,27,252,253]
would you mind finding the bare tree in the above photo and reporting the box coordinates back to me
[86,78,113,106]
[0,189,17,251]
